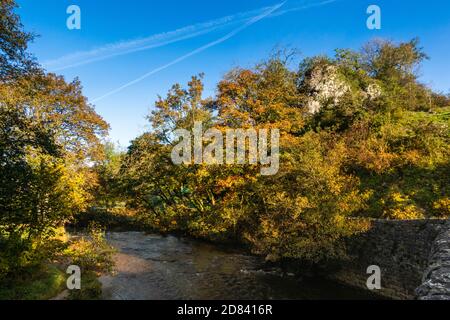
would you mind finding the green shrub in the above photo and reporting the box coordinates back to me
[0,265,66,300]
[63,223,115,274]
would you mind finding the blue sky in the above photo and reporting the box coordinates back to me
[17,0,450,146]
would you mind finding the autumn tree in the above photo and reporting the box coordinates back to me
[0,1,109,279]
[121,40,449,263]
[92,141,125,209]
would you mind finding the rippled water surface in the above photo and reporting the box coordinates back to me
[99,232,379,300]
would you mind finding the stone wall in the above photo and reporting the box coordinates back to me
[415,220,450,300]
[328,219,448,299]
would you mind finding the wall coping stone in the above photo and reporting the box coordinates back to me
[416,219,450,300]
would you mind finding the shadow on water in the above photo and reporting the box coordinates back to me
[99,232,382,300]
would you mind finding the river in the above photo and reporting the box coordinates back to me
[99,232,379,300]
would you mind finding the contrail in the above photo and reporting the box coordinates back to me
[43,6,275,71]
[92,2,286,103]
[45,0,337,72]
[273,0,337,17]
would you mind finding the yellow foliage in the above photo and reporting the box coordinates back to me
[433,198,450,217]
[383,205,425,220]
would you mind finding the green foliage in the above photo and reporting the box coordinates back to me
[0,265,66,300]
[0,2,110,293]
[119,39,449,263]
[63,223,113,301]
[67,271,102,300]
[245,131,372,262]
[1,1,449,268]
[63,223,115,274]
[0,0,36,80]
[91,142,125,209]
[0,228,66,282]
[0,73,108,282]
[72,207,145,231]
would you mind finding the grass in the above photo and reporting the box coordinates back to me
[0,226,115,300]
[0,266,105,300]
[402,106,450,126]
[0,265,66,300]
[63,224,115,300]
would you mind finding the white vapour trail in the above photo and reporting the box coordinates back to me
[44,0,337,72]
[92,2,286,103]
[272,0,337,17]
[43,6,274,71]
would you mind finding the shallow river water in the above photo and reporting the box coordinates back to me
[99,232,379,300]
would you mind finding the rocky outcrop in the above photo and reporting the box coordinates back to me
[303,63,383,114]
[415,220,450,300]
[304,65,350,114]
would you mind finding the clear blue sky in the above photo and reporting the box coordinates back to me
[17,0,450,146]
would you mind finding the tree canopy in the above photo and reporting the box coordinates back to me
[119,40,449,262]
[0,0,36,80]
[0,1,109,280]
